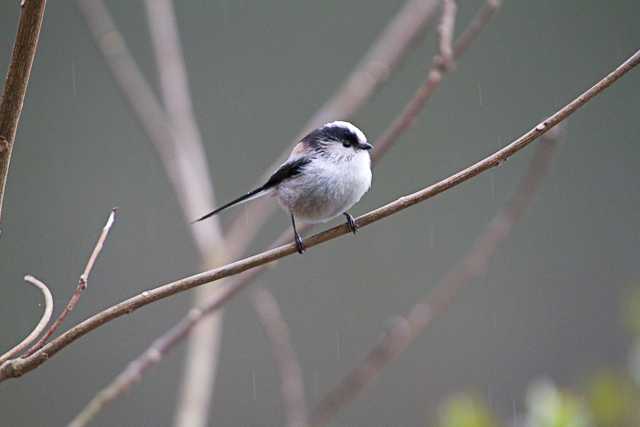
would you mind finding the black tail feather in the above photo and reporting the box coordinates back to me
[192,185,266,223]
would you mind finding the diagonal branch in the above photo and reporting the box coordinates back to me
[310,125,564,426]
[2,47,637,384]
[0,0,47,221]
[373,0,499,161]
[0,275,53,364]
[24,208,117,357]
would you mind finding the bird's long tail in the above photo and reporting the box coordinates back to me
[192,185,272,223]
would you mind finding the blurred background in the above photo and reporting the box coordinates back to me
[1,1,639,426]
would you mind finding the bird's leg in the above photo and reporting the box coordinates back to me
[290,213,305,254]
[344,212,358,234]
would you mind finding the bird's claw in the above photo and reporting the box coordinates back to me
[344,213,358,234]
[294,234,306,254]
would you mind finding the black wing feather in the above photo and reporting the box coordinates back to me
[193,157,311,223]
[262,157,311,189]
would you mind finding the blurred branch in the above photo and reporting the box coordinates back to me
[142,1,227,426]
[3,46,637,384]
[0,0,47,221]
[0,275,52,364]
[78,1,227,425]
[67,306,206,427]
[25,208,117,357]
[373,0,499,161]
[311,126,564,426]
[437,0,457,69]
[224,0,442,255]
[250,288,308,427]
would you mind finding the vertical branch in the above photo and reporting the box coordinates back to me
[251,288,308,427]
[142,2,227,426]
[310,128,564,426]
[437,0,457,69]
[78,1,228,424]
[0,0,47,221]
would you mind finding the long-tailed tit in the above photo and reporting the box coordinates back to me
[195,121,373,253]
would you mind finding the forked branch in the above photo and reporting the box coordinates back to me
[25,208,117,356]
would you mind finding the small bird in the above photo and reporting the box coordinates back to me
[194,121,373,254]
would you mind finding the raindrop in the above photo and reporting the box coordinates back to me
[71,60,77,97]
[251,370,257,401]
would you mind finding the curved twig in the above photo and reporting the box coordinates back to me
[310,126,564,426]
[24,208,117,357]
[2,47,637,384]
[0,0,47,220]
[0,275,53,364]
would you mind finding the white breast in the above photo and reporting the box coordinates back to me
[276,151,372,223]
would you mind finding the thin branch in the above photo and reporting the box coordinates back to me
[0,0,47,221]
[224,0,442,255]
[251,288,308,427]
[2,48,637,383]
[437,0,457,70]
[67,305,206,427]
[24,208,117,357]
[311,126,565,426]
[373,0,499,161]
[0,275,53,364]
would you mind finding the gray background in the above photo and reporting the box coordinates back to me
[1,1,639,426]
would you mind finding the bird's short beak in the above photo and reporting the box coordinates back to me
[359,142,373,150]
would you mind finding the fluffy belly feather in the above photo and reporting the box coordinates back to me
[275,154,371,223]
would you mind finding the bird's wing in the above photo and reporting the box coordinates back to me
[262,156,312,190]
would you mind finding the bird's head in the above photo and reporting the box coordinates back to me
[301,121,372,161]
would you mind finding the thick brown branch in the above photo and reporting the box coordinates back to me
[0,275,52,364]
[1,48,638,382]
[24,208,117,356]
[311,126,564,426]
[0,0,47,221]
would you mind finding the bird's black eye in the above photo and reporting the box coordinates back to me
[342,142,351,148]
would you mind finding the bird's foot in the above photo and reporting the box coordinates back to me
[344,212,358,235]
[294,233,306,254]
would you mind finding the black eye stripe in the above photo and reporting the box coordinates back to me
[301,124,363,150]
